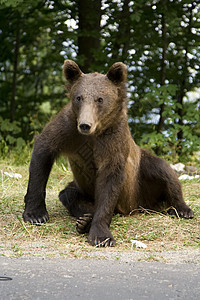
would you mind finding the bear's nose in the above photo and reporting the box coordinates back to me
[79,123,91,133]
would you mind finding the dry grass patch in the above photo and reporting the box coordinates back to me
[0,158,199,260]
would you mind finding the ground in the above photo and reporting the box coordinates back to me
[0,157,199,262]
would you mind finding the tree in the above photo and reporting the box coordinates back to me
[119,0,200,159]
[0,0,199,160]
[0,1,71,141]
[77,0,102,72]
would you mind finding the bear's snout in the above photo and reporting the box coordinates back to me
[78,122,92,134]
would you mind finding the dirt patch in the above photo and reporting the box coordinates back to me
[1,239,199,264]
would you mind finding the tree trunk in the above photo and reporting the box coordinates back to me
[112,0,131,62]
[157,0,168,134]
[155,0,168,155]
[77,0,102,73]
[176,3,194,156]
[10,15,20,122]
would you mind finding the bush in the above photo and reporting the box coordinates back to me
[0,117,26,156]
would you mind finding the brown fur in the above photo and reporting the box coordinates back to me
[23,60,194,247]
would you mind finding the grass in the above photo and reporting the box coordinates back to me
[0,156,200,261]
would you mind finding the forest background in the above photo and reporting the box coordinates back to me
[0,0,200,162]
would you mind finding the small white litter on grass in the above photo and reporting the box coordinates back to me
[170,163,185,172]
[131,240,147,249]
[4,172,22,179]
[178,174,200,180]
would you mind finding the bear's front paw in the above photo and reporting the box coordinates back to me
[88,225,116,247]
[23,208,49,225]
[168,205,194,219]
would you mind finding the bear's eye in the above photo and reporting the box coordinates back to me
[76,96,81,102]
[97,97,103,103]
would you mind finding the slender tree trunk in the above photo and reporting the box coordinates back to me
[77,0,102,73]
[121,0,131,60]
[177,92,184,140]
[155,0,168,155]
[10,15,20,122]
[112,0,131,62]
[176,3,194,155]
[157,0,168,134]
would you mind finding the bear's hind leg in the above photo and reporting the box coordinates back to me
[139,149,194,219]
[76,213,93,234]
[166,185,194,219]
[59,181,94,233]
[161,168,194,219]
[59,181,95,217]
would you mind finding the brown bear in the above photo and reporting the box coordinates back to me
[23,60,194,247]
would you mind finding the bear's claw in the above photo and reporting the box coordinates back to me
[88,235,116,247]
[168,206,194,219]
[88,224,116,247]
[76,213,93,234]
[95,238,116,247]
[23,210,49,225]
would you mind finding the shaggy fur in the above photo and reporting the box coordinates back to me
[23,60,194,247]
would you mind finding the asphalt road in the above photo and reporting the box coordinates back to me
[0,256,199,300]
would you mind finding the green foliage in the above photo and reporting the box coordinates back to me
[137,85,200,161]
[0,117,26,155]
[0,0,24,7]
[0,0,200,161]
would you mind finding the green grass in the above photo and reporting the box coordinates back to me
[0,156,200,259]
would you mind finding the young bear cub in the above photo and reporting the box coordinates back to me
[23,60,194,247]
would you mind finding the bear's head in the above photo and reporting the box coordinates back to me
[63,60,127,136]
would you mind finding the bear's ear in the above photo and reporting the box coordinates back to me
[106,62,127,84]
[63,60,82,83]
